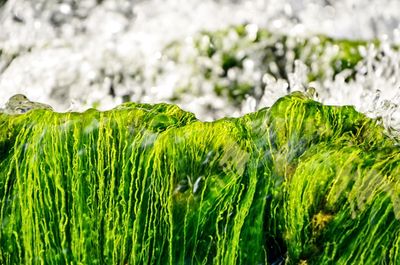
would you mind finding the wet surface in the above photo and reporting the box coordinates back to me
[0,0,399,131]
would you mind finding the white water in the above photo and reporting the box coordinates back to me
[1,0,400,134]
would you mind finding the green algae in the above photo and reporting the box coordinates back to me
[0,93,399,264]
[161,24,388,106]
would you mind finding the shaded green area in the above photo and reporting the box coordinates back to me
[161,24,384,105]
[0,93,399,264]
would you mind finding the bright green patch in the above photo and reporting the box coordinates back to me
[0,93,399,264]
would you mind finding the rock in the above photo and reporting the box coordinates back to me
[0,92,399,264]
[3,94,53,114]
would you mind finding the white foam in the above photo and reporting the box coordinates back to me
[0,0,400,135]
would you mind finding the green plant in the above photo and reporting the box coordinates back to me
[0,92,399,264]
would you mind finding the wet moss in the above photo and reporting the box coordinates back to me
[161,24,393,106]
[0,93,399,264]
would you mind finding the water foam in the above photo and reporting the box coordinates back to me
[0,0,400,134]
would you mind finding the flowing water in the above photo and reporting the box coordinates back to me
[1,1,400,263]
[1,92,399,264]
[1,0,400,127]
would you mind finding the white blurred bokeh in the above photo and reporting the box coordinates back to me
[0,0,400,134]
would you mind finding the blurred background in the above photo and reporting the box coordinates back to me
[0,0,400,130]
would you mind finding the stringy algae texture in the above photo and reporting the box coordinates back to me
[0,92,399,264]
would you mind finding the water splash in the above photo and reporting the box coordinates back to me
[0,0,400,131]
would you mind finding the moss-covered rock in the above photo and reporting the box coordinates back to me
[159,24,387,108]
[0,92,399,264]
